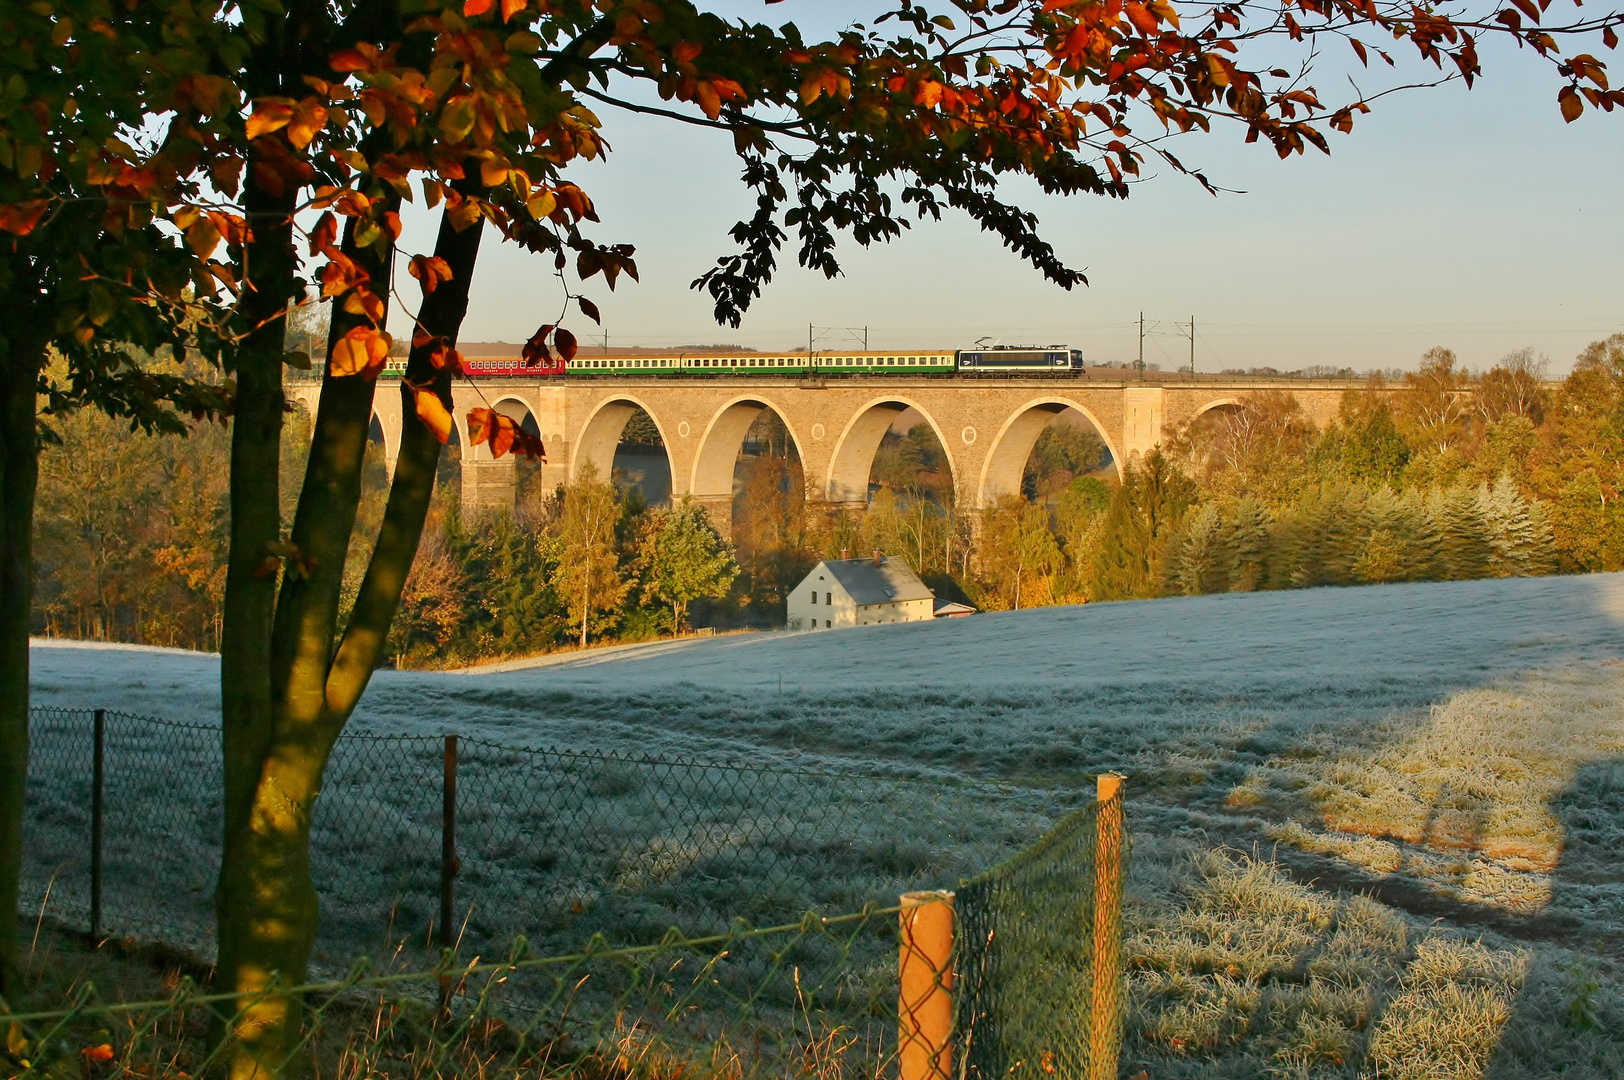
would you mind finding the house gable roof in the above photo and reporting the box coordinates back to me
[814,556,935,605]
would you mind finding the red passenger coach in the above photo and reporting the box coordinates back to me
[461,355,565,377]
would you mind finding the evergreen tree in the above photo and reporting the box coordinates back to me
[1168,502,1225,595]
[1428,483,1493,580]
[1311,396,1410,485]
[1271,483,1367,588]
[1091,449,1195,600]
[1228,497,1274,591]
[1480,474,1557,577]
[1355,487,1418,584]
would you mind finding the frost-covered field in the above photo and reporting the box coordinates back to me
[32,573,1624,770]
[27,573,1624,1076]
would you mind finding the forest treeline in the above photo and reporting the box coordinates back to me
[29,334,1623,665]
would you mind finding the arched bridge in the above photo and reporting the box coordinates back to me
[289,373,1368,527]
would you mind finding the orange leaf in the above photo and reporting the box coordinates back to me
[429,342,464,374]
[342,288,385,322]
[330,46,374,73]
[480,158,509,188]
[330,326,391,378]
[673,41,702,64]
[0,198,52,236]
[467,406,496,447]
[463,0,494,16]
[309,211,337,256]
[82,1044,114,1063]
[245,100,295,140]
[501,0,527,21]
[186,219,222,259]
[408,254,453,294]
[286,99,329,150]
[1558,85,1583,122]
[416,387,454,443]
[489,414,517,458]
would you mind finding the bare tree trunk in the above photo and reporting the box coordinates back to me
[0,271,45,997]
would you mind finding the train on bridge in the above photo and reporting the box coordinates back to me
[381,345,1087,380]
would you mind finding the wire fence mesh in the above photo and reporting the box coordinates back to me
[6,906,907,1079]
[953,780,1127,1080]
[22,709,1078,970]
[14,709,1130,1080]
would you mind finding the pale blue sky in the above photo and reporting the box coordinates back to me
[386,3,1623,374]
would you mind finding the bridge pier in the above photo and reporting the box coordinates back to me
[461,458,516,515]
[689,494,734,539]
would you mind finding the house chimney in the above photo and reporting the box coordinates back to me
[840,547,849,560]
[873,550,884,567]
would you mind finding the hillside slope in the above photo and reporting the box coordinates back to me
[29,573,1624,774]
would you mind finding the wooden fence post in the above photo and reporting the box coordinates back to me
[899,889,955,1080]
[1089,772,1126,1080]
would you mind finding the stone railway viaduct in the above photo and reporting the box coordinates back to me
[288,373,1370,529]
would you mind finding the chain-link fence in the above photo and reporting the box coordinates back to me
[8,905,906,1079]
[953,775,1127,1080]
[10,783,1129,1080]
[16,707,1130,1079]
[22,708,1077,972]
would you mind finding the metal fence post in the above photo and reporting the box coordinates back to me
[440,734,458,949]
[91,708,105,940]
[898,889,955,1080]
[1088,772,1126,1080]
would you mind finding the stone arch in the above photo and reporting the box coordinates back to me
[977,398,1123,508]
[573,394,675,482]
[1187,396,1245,424]
[824,396,958,506]
[689,395,806,504]
[366,410,395,456]
[492,394,540,432]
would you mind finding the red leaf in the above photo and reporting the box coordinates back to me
[512,429,547,461]
[523,324,554,366]
[0,198,51,236]
[554,328,578,362]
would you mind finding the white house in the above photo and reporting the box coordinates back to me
[787,553,936,630]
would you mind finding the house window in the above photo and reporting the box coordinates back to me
[811,592,818,605]
[825,592,831,605]
[825,620,831,628]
